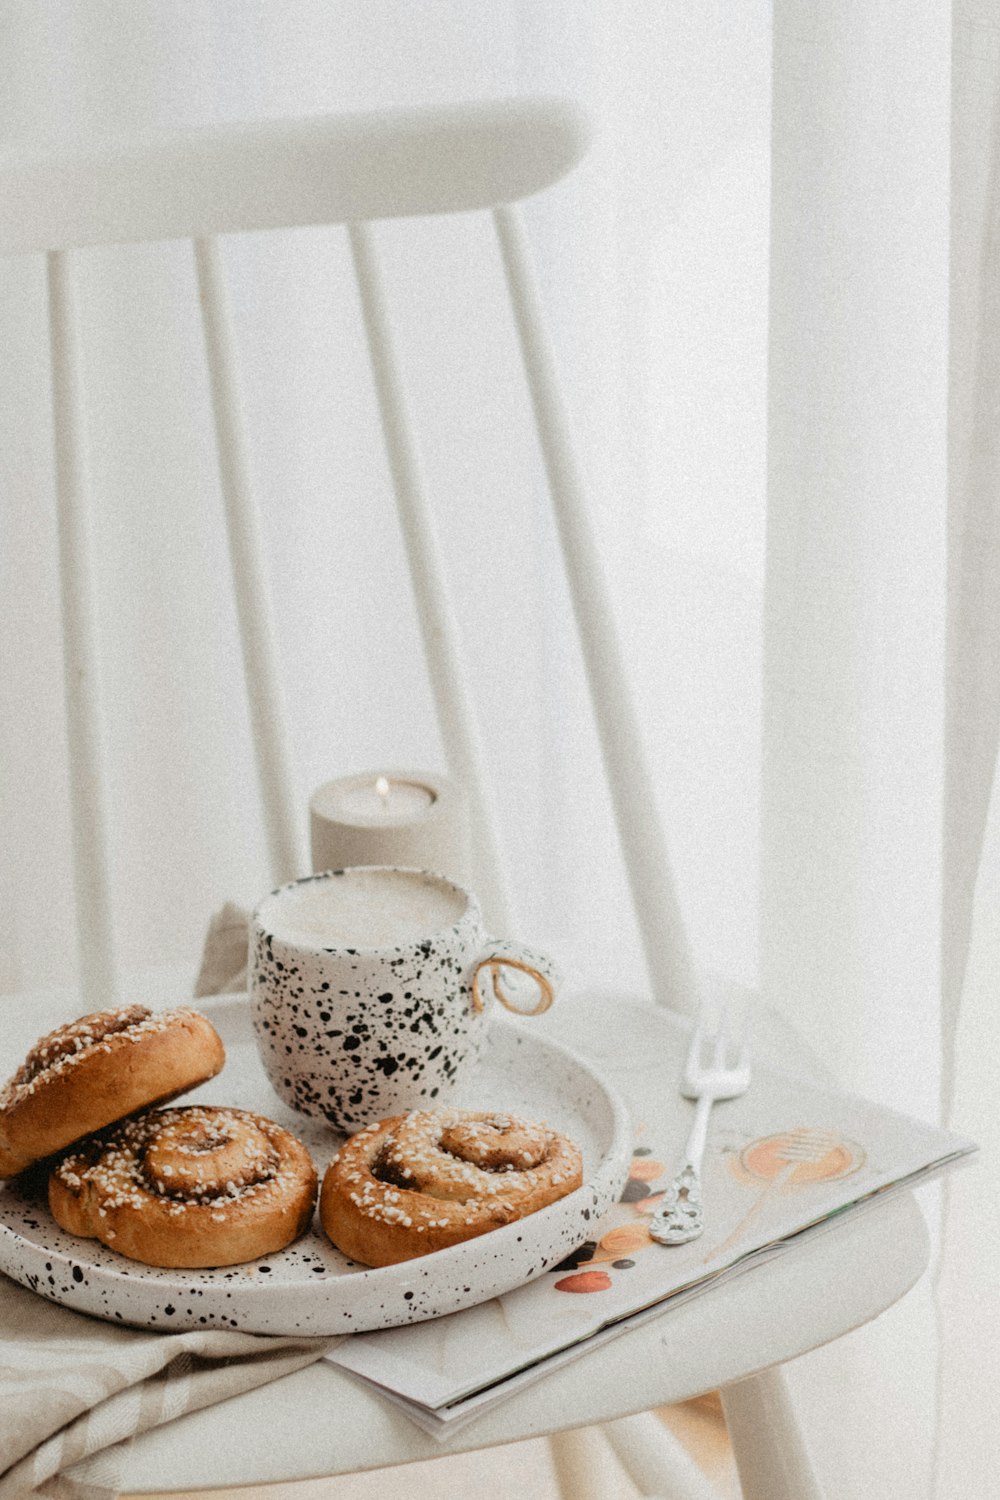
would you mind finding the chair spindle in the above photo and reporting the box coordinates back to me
[348,220,513,931]
[494,204,700,1013]
[47,249,118,1007]
[194,235,305,886]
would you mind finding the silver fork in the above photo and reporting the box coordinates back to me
[649,997,752,1246]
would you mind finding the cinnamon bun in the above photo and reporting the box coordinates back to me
[320,1108,583,1266]
[48,1104,317,1268]
[0,1006,225,1178]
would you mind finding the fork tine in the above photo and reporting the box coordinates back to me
[685,1016,705,1075]
[725,992,752,1066]
[711,996,732,1068]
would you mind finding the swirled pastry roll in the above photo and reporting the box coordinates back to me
[320,1108,583,1266]
[0,1006,225,1178]
[49,1105,317,1268]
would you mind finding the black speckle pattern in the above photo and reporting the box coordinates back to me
[250,876,491,1132]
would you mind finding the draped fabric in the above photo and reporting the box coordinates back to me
[935,3,1000,1489]
[0,3,995,1495]
[764,5,996,1494]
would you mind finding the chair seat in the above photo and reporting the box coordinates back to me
[0,988,928,1493]
[113,1194,924,1492]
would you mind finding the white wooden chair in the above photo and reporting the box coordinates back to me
[0,98,929,1498]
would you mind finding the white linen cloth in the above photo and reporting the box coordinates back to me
[193,902,251,999]
[0,1281,331,1500]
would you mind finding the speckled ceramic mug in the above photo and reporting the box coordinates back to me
[249,866,560,1133]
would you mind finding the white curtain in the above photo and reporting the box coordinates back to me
[762,3,997,1496]
[0,2,994,1496]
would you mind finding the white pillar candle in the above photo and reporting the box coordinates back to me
[309,769,471,884]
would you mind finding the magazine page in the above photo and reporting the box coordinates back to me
[328,1014,974,1418]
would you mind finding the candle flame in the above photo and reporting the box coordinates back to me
[374,775,391,802]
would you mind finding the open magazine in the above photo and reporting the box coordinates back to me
[326,1020,975,1436]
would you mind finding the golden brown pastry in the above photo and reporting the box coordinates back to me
[320,1108,583,1267]
[48,1104,317,1268]
[0,1005,225,1178]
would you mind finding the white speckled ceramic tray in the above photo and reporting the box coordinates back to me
[0,995,631,1335]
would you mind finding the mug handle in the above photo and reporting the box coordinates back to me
[471,941,560,1017]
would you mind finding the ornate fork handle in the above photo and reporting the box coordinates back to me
[649,1089,715,1246]
[649,1160,704,1244]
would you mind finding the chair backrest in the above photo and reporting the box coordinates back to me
[1,97,698,1017]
